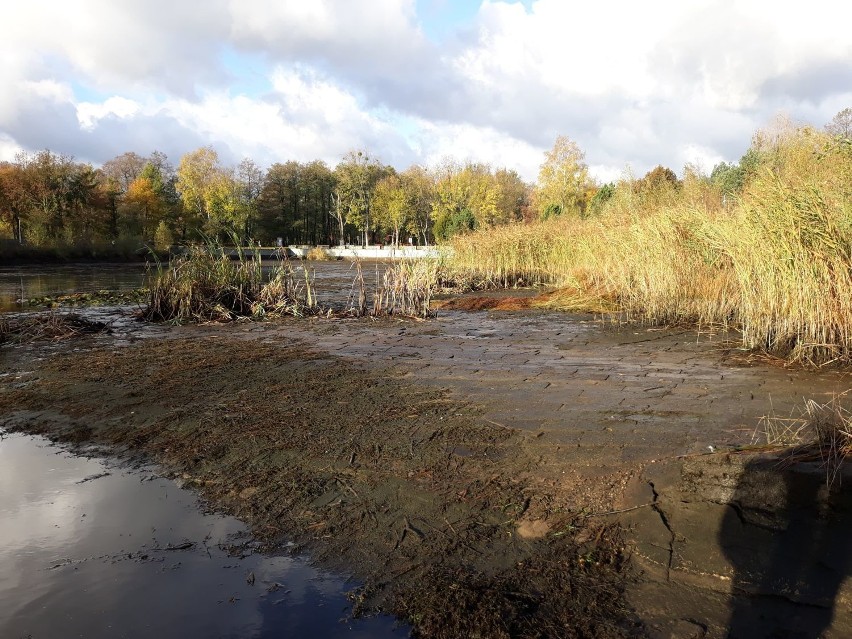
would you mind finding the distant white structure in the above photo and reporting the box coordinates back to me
[289,245,440,260]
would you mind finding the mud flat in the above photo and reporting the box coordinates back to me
[1,305,850,637]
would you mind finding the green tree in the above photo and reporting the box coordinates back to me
[534,136,590,218]
[431,161,500,240]
[257,161,302,245]
[588,182,615,214]
[334,151,389,245]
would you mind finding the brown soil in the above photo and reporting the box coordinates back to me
[0,333,635,638]
[435,296,538,311]
[5,302,848,637]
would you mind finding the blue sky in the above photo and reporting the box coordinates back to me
[2,1,851,182]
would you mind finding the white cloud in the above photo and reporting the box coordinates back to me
[1,0,851,179]
[77,97,141,130]
[414,120,544,180]
[0,133,23,162]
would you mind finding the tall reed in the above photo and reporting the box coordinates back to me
[144,245,318,322]
[442,128,852,365]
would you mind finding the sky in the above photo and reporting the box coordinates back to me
[2,0,851,183]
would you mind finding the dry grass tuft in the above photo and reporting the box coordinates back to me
[754,393,852,487]
[306,246,338,261]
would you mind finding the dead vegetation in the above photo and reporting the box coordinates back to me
[143,247,435,322]
[1,336,634,638]
[0,312,109,344]
[754,393,852,487]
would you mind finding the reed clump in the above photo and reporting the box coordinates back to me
[306,246,338,261]
[755,394,852,488]
[143,245,319,323]
[375,259,438,318]
[345,259,437,318]
[443,126,852,365]
[144,246,436,323]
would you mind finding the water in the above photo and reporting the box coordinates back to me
[0,264,149,311]
[0,431,407,639]
[0,261,388,311]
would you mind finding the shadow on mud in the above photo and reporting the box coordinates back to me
[721,459,852,638]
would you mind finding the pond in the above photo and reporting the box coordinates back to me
[0,431,407,638]
[0,261,390,311]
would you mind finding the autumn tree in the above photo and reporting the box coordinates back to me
[19,150,77,243]
[825,107,852,140]
[0,162,28,242]
[236,158,263,240]
[494,168,529,223]
[124,176,161,239]
[534,136,590,218]
[334,151,390,245]
[431,161,501,241]
[176,147,220,225]
[401,165,434,245]
[102,151,146,194]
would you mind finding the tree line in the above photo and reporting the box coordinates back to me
[0,146,530,250]
[2,108,849,251]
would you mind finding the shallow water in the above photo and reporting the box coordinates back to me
[0,261,388,311]
[0,264,149,311]
[0,431,407,639]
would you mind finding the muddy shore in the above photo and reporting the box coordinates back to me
[2,307,850,637]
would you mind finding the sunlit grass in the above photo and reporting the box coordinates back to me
[443,128,852,365]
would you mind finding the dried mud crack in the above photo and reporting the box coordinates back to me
[0,334,636,638]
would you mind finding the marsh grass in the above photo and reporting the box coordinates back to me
[344,259,436,318]
[755,394,852,488]
[143,244,319,323]
[443,128,852,365]
[144,244,435,323]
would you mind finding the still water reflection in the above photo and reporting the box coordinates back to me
[0,261,388,311]
[0,431,407,638]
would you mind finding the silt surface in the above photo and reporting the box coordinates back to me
[1,305,849,637]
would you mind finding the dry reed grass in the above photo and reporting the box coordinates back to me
[345,259,436,318]
[0,313,109,343]
[443,127,852,365]
[754,393,852,488]
[143,245,319,323]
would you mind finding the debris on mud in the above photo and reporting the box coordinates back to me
[0,312,110,344]
[1,334,635,638]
